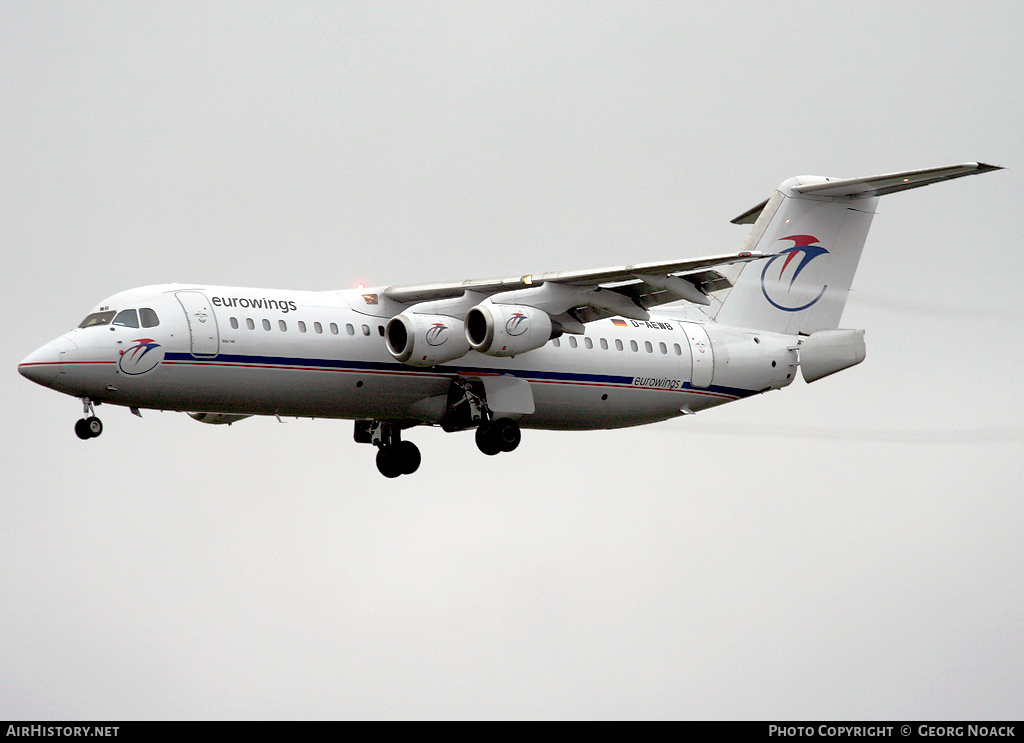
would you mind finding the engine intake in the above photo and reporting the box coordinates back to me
[466,304,553,357]
[386,313,471,367]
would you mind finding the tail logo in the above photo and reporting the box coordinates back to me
[760,235,830,312]
[118,338,164,375]
[425,322,449,346]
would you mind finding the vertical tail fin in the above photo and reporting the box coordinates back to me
[713,163,1000,335]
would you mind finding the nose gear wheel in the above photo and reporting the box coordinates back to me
[74,399,103,439]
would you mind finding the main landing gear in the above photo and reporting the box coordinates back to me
[355,377,524,478]
[440,377,489,433]
[475,417,521,456]
[441,376,522,456]
[75,398,103,440]
[354,420,421,479]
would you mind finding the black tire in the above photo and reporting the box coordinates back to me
[75,419,92,440]
[85,416,103,438]
[396,441,421,475]
[493,418,521,452]
[376,447,403,478]
[475,423,502,456]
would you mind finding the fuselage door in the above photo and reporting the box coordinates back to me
[682,322,714,388]
[175,291,219,358]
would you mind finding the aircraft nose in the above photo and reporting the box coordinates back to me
[19,335,77,387]
[19,342,60,384]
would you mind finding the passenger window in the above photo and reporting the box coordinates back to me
[615,339,623,351]
[246,318,255,330]
[230,317,239,330]
[140,308,160,328]
[78,311,116,328]
[584,337,593,349]
[673,343,682,355]
[659,342,667,354]
[645,341,653,353]
[552,338,561,347]
[314,322,323,334]
[279,320,287,331]
[262,319,271,331]
[378,325,385,336]
[362,325,370,336]
[600,338,608,350]
[298,321,307,333]
[346,324,355,336]
[568,337,578,348]
[330,323,339,335]
[112,309,139,328]
[630,340,638,352]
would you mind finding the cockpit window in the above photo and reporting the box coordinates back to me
[140,308,160,328]
[112,309,139,328]
[78,311,116,328]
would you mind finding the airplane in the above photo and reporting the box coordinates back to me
[19,162,1000,477]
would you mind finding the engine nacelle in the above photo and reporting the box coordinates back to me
[466,304,553,357]
[188,412,253,425]
[385,313,471,366]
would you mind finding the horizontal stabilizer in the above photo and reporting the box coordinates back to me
[731,198,770,225]
[730,163,1001,223]
[791,162,1002,199]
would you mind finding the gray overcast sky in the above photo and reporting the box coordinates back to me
[2,1,1022,720]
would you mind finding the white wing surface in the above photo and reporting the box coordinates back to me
[382,250,768,325]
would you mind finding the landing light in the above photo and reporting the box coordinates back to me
[523,275,533,285]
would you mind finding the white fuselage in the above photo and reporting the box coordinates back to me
[20,284,799,430]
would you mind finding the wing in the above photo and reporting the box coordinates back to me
[382,250,768,328]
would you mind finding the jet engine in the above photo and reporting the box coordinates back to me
[385,313,471,366]
[466,304,554,357]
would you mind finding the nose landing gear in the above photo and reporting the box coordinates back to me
[75,417,103,440]
[74,398,103,440]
